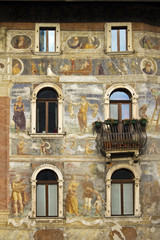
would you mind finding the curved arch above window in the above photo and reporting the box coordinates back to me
[105,164,141,217]
[104,84,139,120]
[30,164,64,219]
[31,83,64,136]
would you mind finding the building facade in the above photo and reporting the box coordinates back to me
[0,9,160,239]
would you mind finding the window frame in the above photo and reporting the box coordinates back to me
[105,22,133,54]
[31,83,64,137]
[105,164,141,217]
[30,164,64,219]
[35,23,60,55]
[104,84,139,121]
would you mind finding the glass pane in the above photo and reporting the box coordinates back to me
[48,184,57,216]
[120,29,126,51]
[111,183,121,215]
[123,183,133,215]
[48,30,55,52]
[37,169,58,181]
[37,88,58,99]
[112,169,134,180]
[39,30,46,52]
[37,102,46,133]
[48,102,58,133]
[110,104,118,119]
[111,29,117,51]
[110,91,130,100]
[37,184,46,216]
[122,104,130,119]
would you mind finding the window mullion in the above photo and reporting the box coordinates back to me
[117,29,120,51]
[46,30,49,52]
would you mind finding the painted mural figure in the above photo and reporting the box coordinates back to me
[68,36,82,49]
[13,36,29,49]
[94,195,105,216]
[142,61,154,75]
[81,174,94,215]
[38,61,45,75]
[11,174,27,216]
[139,104,148,119]
[12,62,21,75]
[65,175,79,215]
[13,96,26,132]
[40,140,51,155]
[84,37,97,49]
[17,139,27,155]
[71,96,98,132]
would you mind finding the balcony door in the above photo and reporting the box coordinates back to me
[110,89,132,122]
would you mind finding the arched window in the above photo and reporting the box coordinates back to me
[110,89,132,121]
[36,87,58,133]
[36,169,58,217]
[106,164,141,217]
[31,164,63,218]
[104,84,139,120]
[111,168,134,216]
[31,83,64,135]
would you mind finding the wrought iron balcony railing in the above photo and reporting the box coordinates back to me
[93,119,147,161]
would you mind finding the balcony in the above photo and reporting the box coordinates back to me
[93,119,147,162]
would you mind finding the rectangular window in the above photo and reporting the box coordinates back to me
[39,27,56,52]
[111,27,127,52]
[35,23,60,54]
[105,23,132,54]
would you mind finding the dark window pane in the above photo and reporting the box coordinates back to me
[111,169,134,179]
[37,169,58,181]
[48,102,58,133]
[37,87,58,99]
[39,30,46,52]
[37,102,46,133]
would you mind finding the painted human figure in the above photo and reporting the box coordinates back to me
[81,174,94,214]
[71,96,98,133]
[65,175,79,215]
[13,96,26,132]
[12,62,21,75]
[11,174,27,216]
[14,36,29,49]
[94,195,105,216]
[142,61,154,75]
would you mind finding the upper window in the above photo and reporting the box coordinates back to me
[31,164,64,219]
[35,23,60,54]
[110,88,132,120]
[36,87,58,133]
[31,83,64,136]
[105,23,133,54]
[111,168,134,216]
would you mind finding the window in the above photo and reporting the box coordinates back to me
[111,27,127,52]
[110,88,132,121]
[31,83,64,136]
[36,87,58,133]
[36,169,58,217]
[35,23,60,54]
[105,164,141,217]
[111,169,134,216]
[104,84,139,120]
[31,164,63,218]
[105,23,133,54]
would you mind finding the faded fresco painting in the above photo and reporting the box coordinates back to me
[140,58,157,75]
[67,36,100,49]
[11,84,30,132]
[11,35,31,49]
[137,83,160,134]
[9,162,30,217]
[140,36,160,50]
[64,162,105,217]
[64,83,103,134]
[12,59,23,75]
